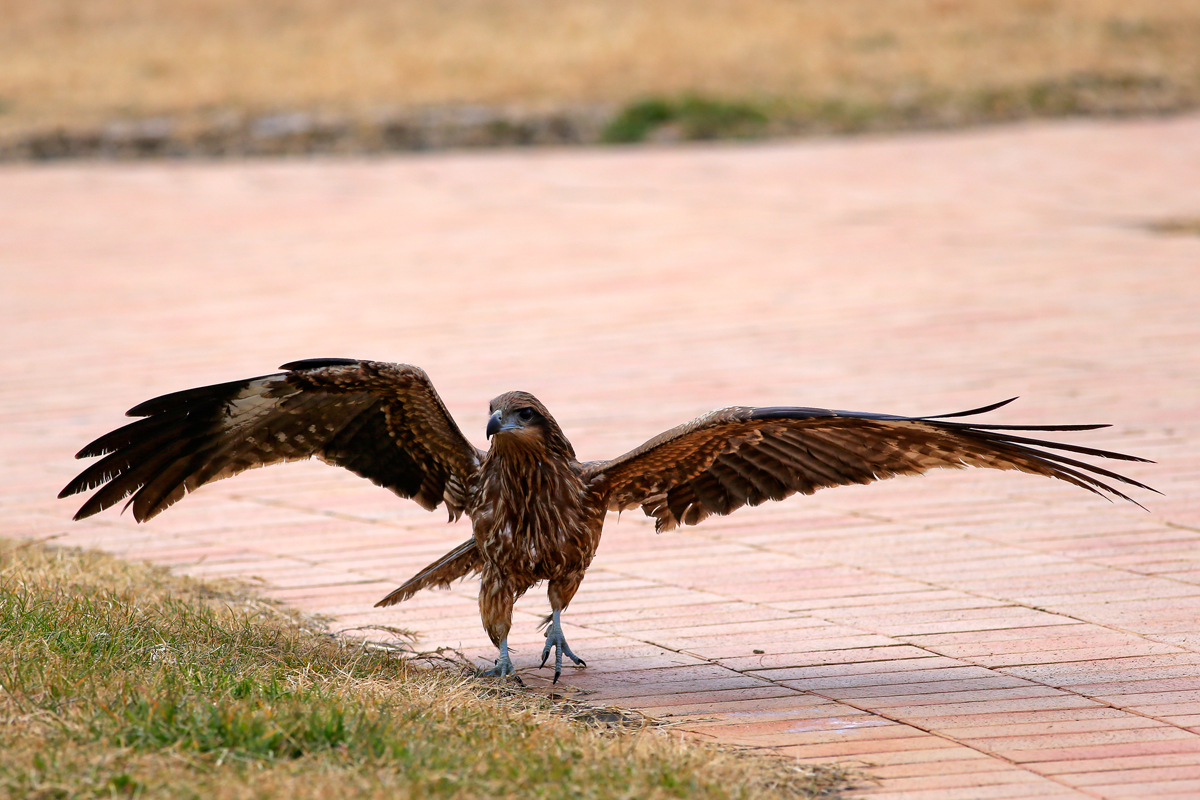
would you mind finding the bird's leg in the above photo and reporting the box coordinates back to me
[479,573,520,681]
[541,575,586,684]
[540,608,586,683]
[483,639,516,679]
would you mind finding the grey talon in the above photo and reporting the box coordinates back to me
[541,609,586,683]
[481,640,522,683]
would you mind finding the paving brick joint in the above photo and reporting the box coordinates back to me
[4,114,1200,799]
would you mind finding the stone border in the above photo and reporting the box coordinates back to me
[2,73,1195,161]
[0,106,614,161]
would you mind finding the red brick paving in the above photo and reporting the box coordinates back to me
[4,114,1200,798]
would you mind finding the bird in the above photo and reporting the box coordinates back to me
[60,358,1155,682]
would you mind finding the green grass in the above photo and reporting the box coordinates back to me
[603,95,768,143]
[0,537,857,799]
[598,68,1187,146]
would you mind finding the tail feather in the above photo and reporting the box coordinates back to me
[375,539,481,607]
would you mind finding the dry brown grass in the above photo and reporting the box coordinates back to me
[0,536,858,799]
[1,0,1198,140]
[1147,216,1200,236]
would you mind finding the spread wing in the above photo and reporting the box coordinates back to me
[60,358,483,522]
[584,398,1156,532]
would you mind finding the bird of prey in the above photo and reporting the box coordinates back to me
[61,358,1154,682]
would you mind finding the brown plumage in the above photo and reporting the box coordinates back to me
[61,358,1156,681]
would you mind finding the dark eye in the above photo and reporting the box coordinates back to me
[516,407,535,422]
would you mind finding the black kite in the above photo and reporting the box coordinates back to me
[60,359,1154,681]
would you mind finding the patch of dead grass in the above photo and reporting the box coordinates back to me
[0,0,1198,140]
[1147,217,1200,236]
[0,536,859,799]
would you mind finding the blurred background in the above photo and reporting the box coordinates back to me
[1,0,1196,476]
[2,0,1199,155]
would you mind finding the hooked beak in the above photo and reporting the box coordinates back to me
[486,410,503,439]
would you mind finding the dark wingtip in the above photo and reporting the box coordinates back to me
[58,482,86,501]
[961,422,1113,433]
[923,397,1019,420]
[71,505,107,522]
[279,358,360,371]
[71,501,103,522]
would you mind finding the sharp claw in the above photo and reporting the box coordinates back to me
[542,613,586,683]
[481,641,520,683]
[481,663,523,685]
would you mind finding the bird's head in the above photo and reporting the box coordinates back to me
[485,391,575,459]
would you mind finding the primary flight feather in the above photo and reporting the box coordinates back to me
[61,359,1155,681]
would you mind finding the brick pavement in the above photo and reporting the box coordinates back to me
[3,114,1200,798]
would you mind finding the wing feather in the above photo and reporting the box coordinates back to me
[585,402,1155,532]
[706,458,756,505]
[730,447,792,500]
[689,471,734,516]
[773,430,869,485]
[60,360,483,522]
